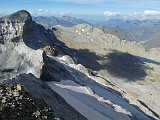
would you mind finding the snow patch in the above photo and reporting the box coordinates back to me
[48,80,132,120]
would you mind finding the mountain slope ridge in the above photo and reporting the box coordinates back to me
[53,23,160,119]
[0,10,159,120]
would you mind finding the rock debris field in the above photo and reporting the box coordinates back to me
[0,84,59,120]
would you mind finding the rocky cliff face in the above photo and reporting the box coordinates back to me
[0,10,87,120]
[0,10,52,47]
[0,10,55,80]
[0,10,31,44]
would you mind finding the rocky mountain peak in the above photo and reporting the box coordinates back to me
[0,10,33,44]
[0,10,54,80]
[62,15,72,20]
[72,24,93,30]
[8,10,32,22]
[0,9,53,48]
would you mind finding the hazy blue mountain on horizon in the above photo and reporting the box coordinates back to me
[33,15,91,29]
[32,15,160,49]
[96,18,160,49]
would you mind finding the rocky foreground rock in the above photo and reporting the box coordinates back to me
[0,84,57,120]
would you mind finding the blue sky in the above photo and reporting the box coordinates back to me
[0,0,160,20]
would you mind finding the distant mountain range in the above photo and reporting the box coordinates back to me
[33,15,91,29]
[33,15,160,49]
[96,19,160,49]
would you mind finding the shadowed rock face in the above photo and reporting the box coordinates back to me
[40,52,74,82]
[105,51,150,80]
[48,45,150,81]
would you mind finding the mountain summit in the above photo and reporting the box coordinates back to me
[8,10,32,22]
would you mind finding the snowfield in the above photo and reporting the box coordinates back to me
[48,80,130,120]
[48,79,153,120]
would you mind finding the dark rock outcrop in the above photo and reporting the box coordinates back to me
[3,73,87,120]
[43,45,58,56]
[40,53,74,82]
[0,84,58,120]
